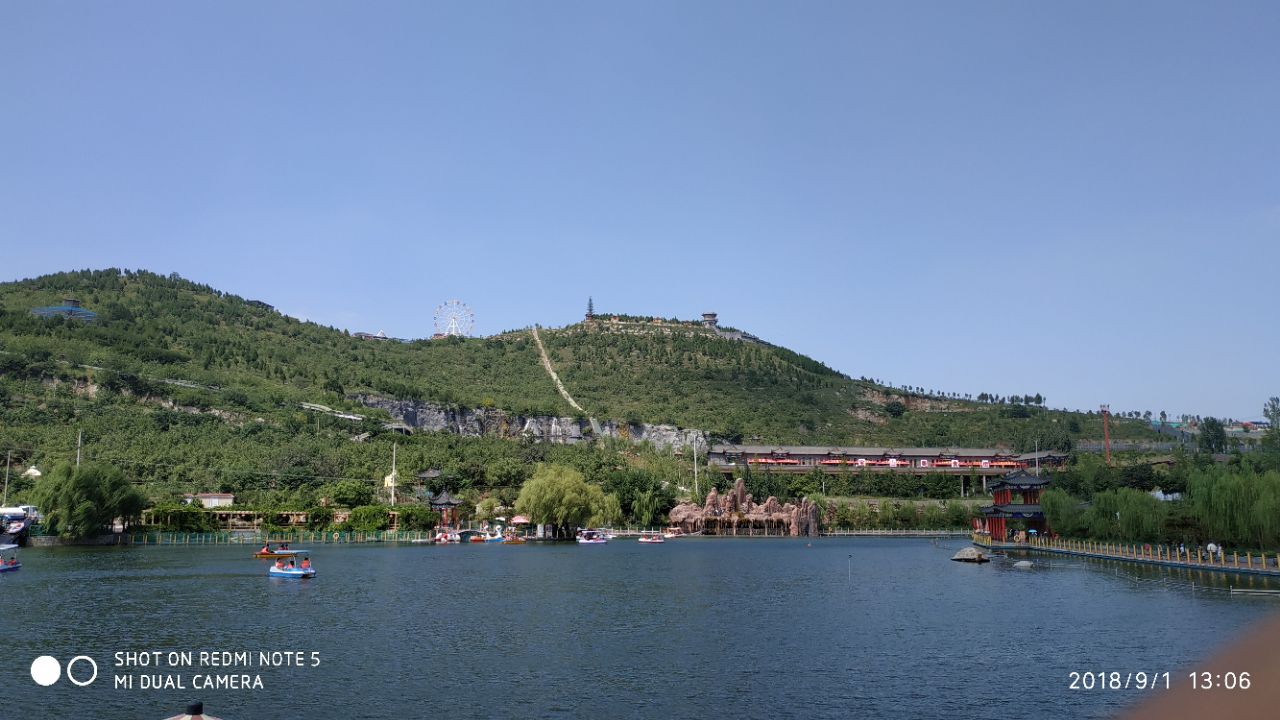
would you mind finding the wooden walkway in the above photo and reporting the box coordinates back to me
[975,534,1280,578]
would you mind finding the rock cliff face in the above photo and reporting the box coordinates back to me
[356,395,707,452]
[667,478,820,537]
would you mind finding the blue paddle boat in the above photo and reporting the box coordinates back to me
[267,552,315,579]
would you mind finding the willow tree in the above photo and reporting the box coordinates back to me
[1040,489,1086,537]
[33,463,147,539]
[1188,467,1259,547]
[515,464,614,538]
[590,493,623,528]
[631,489,665,527]
[1250,473,1280,549]
[1082,489,1166,542]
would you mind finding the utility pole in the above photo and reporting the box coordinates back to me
[386,442,398,506]
[1100,405,1111,466]
[76,430,83,467]
[3,451,10,506]
[692,438,698,499]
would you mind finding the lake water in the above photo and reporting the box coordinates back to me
[2,538,1277,720]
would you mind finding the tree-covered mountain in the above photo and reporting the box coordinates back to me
[0,269,1157,506]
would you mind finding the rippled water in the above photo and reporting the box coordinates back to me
[2,538,1277,719]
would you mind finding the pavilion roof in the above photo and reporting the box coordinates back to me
[427,490,462,508]
[980,503,1044,518]
[989,469,1053,491]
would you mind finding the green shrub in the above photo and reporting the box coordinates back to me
[305,506,333,530]
[396,505,439,531]
[348,505,390,532]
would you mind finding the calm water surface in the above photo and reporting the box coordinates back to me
[2,538,1277,720]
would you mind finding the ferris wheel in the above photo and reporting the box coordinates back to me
[434,300,475,337]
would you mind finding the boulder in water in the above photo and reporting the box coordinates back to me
[951,547,989,563]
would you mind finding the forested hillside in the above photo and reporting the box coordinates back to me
[0,269,1158,509]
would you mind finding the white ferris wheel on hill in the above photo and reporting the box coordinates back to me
[434,300,475,337]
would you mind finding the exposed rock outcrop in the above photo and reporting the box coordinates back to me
[357,395,707,452]
[667,478,819,537]
[861,389,961,413]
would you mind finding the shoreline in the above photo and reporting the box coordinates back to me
[21,528,975,547]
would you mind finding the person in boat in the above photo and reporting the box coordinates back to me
[300,558,311,569]
[274,559,284,569]
[287,560,296,569]
[261,543,272,553]
[280,542,290,550]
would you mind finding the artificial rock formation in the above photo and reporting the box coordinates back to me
[668,478,819,537]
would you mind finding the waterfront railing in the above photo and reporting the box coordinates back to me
[1028,536,1280,571]
[820,529,972,537]
[124,530,440,545]
[974,532,1280,576]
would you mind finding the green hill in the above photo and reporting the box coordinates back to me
[0,269,1158,506]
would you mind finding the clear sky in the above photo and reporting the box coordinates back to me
[2,1,1277,421]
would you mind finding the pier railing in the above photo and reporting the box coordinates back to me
[975,533,1280,577]
[124,530,440,545]
[820,529,972,537]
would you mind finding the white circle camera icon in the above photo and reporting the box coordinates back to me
[30,656,61,686]
[68,656,99,686]
[31,655,98,687]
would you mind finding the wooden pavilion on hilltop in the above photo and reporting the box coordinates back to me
[975,469,1052,544]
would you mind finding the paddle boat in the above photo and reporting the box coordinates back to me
[253,547,306,559]
[576,529,608,544]
[637,533,665,544]
[254,548,304,561]
[0,544,21,573]
[267,553,316,579]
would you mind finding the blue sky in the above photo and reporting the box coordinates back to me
[2,1,1277,421]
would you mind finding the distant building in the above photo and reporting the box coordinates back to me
[701,312,718,328]
[354,330,392,341]
[708,444,1066,497]
[31,297,97,323]
[708,444,1065,473]
[183,493,235,508]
